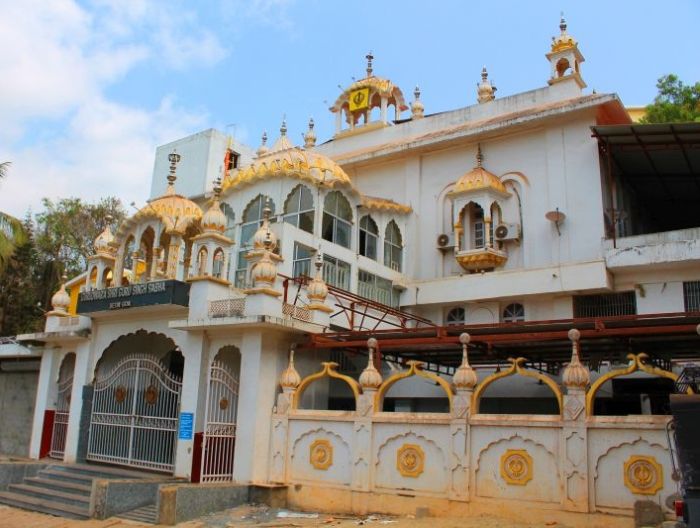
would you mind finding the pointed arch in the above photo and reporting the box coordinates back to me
[384,220,403,271]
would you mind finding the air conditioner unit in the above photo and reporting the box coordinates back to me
[436,233,455,250]
[494,223,521,241]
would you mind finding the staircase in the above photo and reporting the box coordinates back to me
[117,503,159,524]
[0,463,154,520]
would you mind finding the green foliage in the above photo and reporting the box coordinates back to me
[0,162,27,272]
[640,74,700,124]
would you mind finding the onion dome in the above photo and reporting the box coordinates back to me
[250,232,278,286]
[303,118,317,149]
[359,338,383,390]
[562,328,590,389]
[551,15,577,53]
[201,177,227,233]
[453,333,478,390]
[132,151,202,234]
[477,67,496,104]
[50,274,71,314]
[280,345,302,391]
[256,131,269,157]
[411,86,425,119]
[306,253,329,303]
[453,145,508,195]
[252,199,278,251]
[94,216,115,254]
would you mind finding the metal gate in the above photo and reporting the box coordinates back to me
[200,359,239,482]
[87,354,182,472]
[50,354,75,459]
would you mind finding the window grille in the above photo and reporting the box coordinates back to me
[446,307,466,325]
[502,302,525,323]
[573,292,636,318]
[684,281,700,312]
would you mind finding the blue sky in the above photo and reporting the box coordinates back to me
[1,0,698,217]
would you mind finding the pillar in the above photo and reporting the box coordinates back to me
[451,388,471,500]
[62,341,92,463]
[166,234,182,279]
[484,216,492,249]
[380,97,388,123]
[29,348,60,459]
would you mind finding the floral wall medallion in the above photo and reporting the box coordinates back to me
[500,449,533,485]
[624,455,663,495]
[310,439,333,470]
[397,443,425,478]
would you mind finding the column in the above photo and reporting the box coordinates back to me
[335,111,342,134]
[166,234,182,279]
[380,97,388,123]
[484,216,492,249]
[352,389,375,491]
[29,348,60,459]
[63,340,91,463]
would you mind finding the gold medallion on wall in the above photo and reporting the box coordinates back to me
[310,439,333,470]
[397,443,425,478]
[624,455,663,495]
[500,449,533,485]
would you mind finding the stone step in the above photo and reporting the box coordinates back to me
[38,468,94,485]
[117,503,158,524]
[8,483,90,506]
[47,462,151,480]
[0,490,89,520]
[24,476,92,495]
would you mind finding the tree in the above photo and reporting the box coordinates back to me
[640,74,700,124]
[0,162,27,272]
[34,197,126,310]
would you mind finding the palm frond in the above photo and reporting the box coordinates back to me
[0,212,26,272]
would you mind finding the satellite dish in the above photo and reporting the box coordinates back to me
[545,208,566,235]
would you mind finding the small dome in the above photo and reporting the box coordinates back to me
[94,222,115,254]
[562,328,590,388]
[453,333,477,390]
[50,278,70,314]
[477,67,496,104]
[306,254,328,303]
[453,146,507,195]
[359,338,383,390]
[251,242,278,286]
[411,86,425,119]
[256,131,269,157]
[201,178,226,233]
[304,118,317,149]
[251,201,277,251]
[551,16,577,53]
[280,347,301,390]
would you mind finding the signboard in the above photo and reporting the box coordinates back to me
[178,412,193,440]
[349,88,370,112]
[77,279,190,314]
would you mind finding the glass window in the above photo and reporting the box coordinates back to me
[212,248,225,279]
[383,220,403,272]
[357,269,399,307]
[501,303,525,323]
[323,254,351,290]
[220,202,236,238]
[235,195,275,287]
[284,185,314,234]
[322,191,353,249]
[359,215,378,260]
[293,243,313,278]
[197,247,208,275]
[446,307,465,325]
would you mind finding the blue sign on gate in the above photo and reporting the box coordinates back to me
[178,412,193,440]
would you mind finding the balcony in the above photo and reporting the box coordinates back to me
[604,227,700,271]
[77,280,190,314]
[455,247,508,272]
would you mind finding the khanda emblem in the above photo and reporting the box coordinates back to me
[353,91,366,106]
[349,88,370,111]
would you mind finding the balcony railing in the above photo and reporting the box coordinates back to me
[209,298,246,318]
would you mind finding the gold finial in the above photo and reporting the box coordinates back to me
[414,86,421,100]
[481,66,488,82]
[366,51,374,77]
[213,176,222,198]
[560,12,567,33]
[304,117,316,149]
[167,150,181,187]
[476,144,483,168]
[263,197,272,221]
[280,117,287,136]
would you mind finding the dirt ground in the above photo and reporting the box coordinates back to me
[0,503,577,528]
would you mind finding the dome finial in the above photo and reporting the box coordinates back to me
[359,337,383,389]
[453,333,477,390]
[257,131,269,157]
[167,150,181,188]
[279,344,301,391]
[560,12,567,33]
[562,328,590,389]
[411,86,425,119]
[365,50,374,77]
[280,117,287,137]
[304,117,317,149]
[477,67,496,104]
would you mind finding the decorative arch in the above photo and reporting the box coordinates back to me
[283,184,314,233]
[293,362,360,410]
[94,329,180,381]
[472,357,563,414]
[196,246,208,276]
[375,360,453,412]
[243,194,276,223]
[585,353,692,416]
[384,220,403,271]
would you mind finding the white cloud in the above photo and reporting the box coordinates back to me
[0,0,226,216]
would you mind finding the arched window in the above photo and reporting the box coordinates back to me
[502,302,525,323]
[384,220,403,271]
[236,195,275,286]
[197,247,208,276]
[212,248,225,279]
[446,307,465,325]
[283,185,314,233]
[322,191,352,249]
[359,215,378,260]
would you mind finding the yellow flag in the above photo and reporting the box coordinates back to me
[349,88,370,111]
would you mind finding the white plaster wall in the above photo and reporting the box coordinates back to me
[287,419,354,486]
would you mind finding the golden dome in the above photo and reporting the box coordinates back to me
[359,338,383,390]
[453,333,477,390]
[250,238,278,287]
[453,147,507,195]
[132,153,202,235]
[551,16,577,53]
[251,200,278,251]
[562,329,590,388]
[280,347,302,390]
[224,138,354,194]
[94,221,115,255]
[303,118,317,149]
[201,178,226,233]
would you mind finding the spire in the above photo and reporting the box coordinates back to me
[476,144,483,168]
[166,150,181,193]
[303,117,317,149]
[559,12,567,33]
[453,333,477,390]
[257,131,269,157]
[477,66,496,104]
[306,251,332,313]
[201,175,226,234]
[365,50,374,77]
[279,344,302,391]
[411,86,425,119]
[562,328,590,389]
[272,117,293,152]
[252,197,277,250]
[550,12,578,53]
[359,338,383,389]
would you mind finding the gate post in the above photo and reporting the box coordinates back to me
[29,347,60,459]
[63,342,91,463]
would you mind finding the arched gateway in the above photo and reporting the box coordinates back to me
[87,331,183,472]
